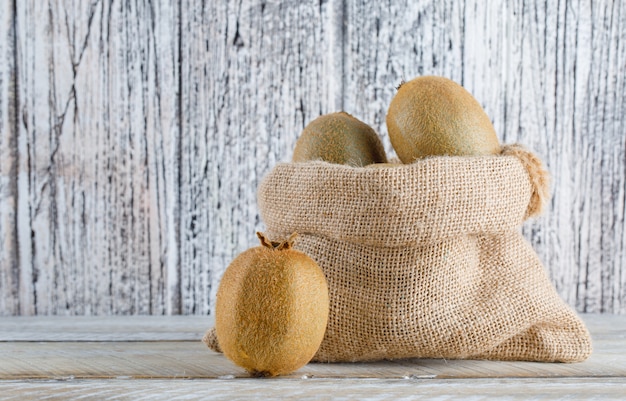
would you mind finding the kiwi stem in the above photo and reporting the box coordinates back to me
[256,232,274,249]
[256,232,298,250]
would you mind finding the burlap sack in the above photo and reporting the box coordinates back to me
[205,145,592,363]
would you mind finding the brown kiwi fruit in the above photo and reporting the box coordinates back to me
[293,112,388,166]
[386,76,501,163]
[215,232,329,377]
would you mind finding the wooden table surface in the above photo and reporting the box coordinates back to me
[0,314,625,400]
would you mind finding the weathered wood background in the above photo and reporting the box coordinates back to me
[0,0,624,316]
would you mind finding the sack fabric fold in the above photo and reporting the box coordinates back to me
[206,145,592,363]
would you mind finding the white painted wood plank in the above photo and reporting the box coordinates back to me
[0,314,624,380]
[341,1,626,314]
[4,0,625,317]
[0,0,19,316]
[1,336,625,381]
[0,313,614,342]
[0,378,625,401]
[15,0,180,315]
[0,316,212,342]
[178,0,342,315]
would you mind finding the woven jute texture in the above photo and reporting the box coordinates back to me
[205,145,592,363]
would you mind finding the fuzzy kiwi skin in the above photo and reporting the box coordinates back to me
[293,112,388,166]
[386,76,501,163]
[215,234,329,377]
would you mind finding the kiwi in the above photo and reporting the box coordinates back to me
[293,112,388,166]
[386,76,501,163]
[215,232,329,377]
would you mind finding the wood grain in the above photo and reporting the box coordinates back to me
[2,340,625,381]
[0,315,625,401]
[0,315,212,342]
[14,0,180,315]
[0,314,623,380]
[340,0,626,314]
[0,378,625,401]
[1,0,625,315]
[0,0,18,316]
[178,0,341,314]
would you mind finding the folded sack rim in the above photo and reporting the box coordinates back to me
[258,144,546,248]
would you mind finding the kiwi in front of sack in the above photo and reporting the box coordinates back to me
[215,232,329,377]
